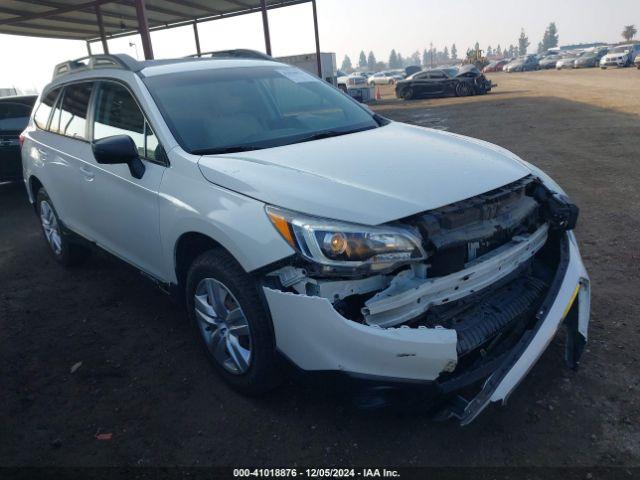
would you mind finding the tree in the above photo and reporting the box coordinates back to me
[389,49,400,68]
[397,52,405,67]
[422,48,429,67]
[409,50,421,66]
[341,55,352,72]
[622,25,637,42]
[487,45,493,56]
[496,44,502,57]
[367,51,377,70]
[358,50,367,69]
[443,46,450,61]
[540,22,559,52]
[451,43,458,60]
[518,29,530,55]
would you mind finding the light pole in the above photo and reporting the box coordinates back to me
[129,41,139,59]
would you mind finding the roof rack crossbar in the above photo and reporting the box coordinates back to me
[52,54,141,79]
[186,49,274,61]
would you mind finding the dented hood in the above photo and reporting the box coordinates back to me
[197,122,531,225]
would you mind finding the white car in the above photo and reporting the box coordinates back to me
[21,53,590,424]
[600,44,640,68]
[368,71,400,85]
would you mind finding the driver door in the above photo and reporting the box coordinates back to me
[80,80,167,280]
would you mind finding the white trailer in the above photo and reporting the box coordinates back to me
[275,52,337,85]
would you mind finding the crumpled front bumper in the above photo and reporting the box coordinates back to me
[263,231,589,423]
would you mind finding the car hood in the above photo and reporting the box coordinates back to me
[197,122,532,225]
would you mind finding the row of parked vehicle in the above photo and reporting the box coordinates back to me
[483,44,640,73]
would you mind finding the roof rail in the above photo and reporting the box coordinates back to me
[52,54,141,79]
[187,49,274,61]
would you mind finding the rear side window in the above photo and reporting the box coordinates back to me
[93,82,158,160]
[34,88,60,130]
[56,82,93,139]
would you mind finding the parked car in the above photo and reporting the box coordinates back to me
[368,71,401,85]
[636,54,640,69]
[555,53,579,70]
[337,74,374,103]
[404,65,422,77]
[22,53,589,424]
[0,95,37,182]
[482,59,510,73]
[395,65,492,100]
[574,48,608,68]
[504,55,539,72]
[539,55,561,69]
[600,44,640,68]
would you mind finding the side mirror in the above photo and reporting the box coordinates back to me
[92,135,145,179]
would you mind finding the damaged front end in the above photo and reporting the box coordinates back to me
[262,175,589,424]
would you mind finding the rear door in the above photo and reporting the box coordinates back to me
[29,84,95,234]
[81,80,166,279]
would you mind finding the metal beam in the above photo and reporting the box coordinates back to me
[86,40,92,55]
[0,0,115,25]
[134,0,154,59]
[95,4,109,54]
[86,0,312,43]
[312,0,321,77]
[260,0,272,56]
[193,21,201,56]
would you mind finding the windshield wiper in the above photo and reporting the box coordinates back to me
[294,125,378,145]
[192,145,267,155]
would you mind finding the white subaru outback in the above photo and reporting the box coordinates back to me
[21,53,590,424]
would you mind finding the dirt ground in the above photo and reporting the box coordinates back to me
[1,68,640,470]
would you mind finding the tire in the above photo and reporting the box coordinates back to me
[403,87,414,100]
[186,248,283,395]
[36,189,90,267]
[455,82,473,97]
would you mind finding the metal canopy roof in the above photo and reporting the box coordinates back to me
[0,0,311,41]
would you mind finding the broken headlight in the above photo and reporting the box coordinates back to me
[266,206,426,274]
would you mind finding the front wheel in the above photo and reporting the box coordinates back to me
[36,189,90,266]
[455,82,473,97]
[186,249,283,395]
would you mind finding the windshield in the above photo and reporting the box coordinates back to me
[144,65,380,155]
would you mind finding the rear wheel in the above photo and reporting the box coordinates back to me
[403,87,414,100]
[186,249,282,395]
[36,189,90,267]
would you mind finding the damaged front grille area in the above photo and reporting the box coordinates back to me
[406,176,540,277]
[266,174,577,371]
[423,274,548,356]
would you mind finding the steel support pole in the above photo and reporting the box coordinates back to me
[312,0,322,78]
[86,41,92,55]
[193,21,201,56]
[260,0,272,56]
[95,4,109,54]
[134,0,154,59]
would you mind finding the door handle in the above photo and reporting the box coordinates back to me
[80,166,95,181]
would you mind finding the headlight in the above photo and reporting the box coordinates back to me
[266,206,426,274]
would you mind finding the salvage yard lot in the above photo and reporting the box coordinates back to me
[1,68,639,469]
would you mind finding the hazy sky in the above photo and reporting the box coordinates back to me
[1,0,638,91]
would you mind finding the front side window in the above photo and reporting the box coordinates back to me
[93,82,157,160]
[144,65,379,155]
[57,82,93,139]
[34,88,60,130]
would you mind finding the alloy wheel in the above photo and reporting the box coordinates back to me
[40,200,62,255]
[194,278,252,375]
